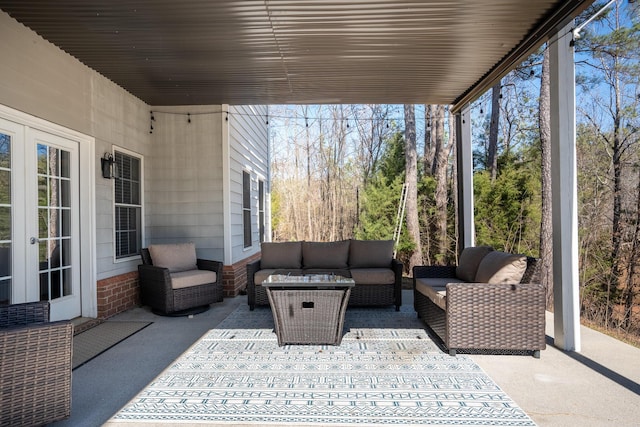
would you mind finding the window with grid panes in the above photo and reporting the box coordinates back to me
[258,179,265,242]
[114,151,141,259]
[243,171,252,248]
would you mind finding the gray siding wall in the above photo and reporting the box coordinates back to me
[0,11,151,281]
[92,81,151,280]
[145,106,225,262]
[228,105,270,264]
[0,11,271,278]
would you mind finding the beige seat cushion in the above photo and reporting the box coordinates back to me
[260,242,302,269]
[415,277,467,288]
[169,270,216,289]
[349,268,395,285]
[474,251,527,284]
[149,243,198,273]
[415,278,468,310]
[349,239,394,268]
[415,281,447,311]
[302,241,350,269]
[456,246,494,282]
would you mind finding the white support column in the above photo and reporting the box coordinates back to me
[456,105,475,248]
[550,22,581,352]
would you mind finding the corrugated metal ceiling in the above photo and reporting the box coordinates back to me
[0,1,591,107]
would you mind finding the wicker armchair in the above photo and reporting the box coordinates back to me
[0,301,73,426]
[139,246,224,315]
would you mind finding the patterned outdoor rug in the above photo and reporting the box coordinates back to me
[106,305,535,426]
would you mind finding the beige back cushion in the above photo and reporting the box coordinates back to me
[302,240,350,269]
[148,243,198,272]
[349,239,394,268]
[456,246,494,282]
[474,251,527,284]
[260,241,302,269]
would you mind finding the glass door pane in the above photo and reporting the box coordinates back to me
[0,132,11,304]
[37,144,73,302]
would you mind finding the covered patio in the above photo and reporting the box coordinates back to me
[0,0,592,351]
[2,0,637,425]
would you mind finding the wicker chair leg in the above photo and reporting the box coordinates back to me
[449,349,457,357]
[533,350,541,359]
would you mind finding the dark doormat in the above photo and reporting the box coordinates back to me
[73,321,152,370]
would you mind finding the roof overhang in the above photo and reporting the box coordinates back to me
[0,1,592,109]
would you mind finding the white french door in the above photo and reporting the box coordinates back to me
[0,117,81,321]
[29,129,81,320]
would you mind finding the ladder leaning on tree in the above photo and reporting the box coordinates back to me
[392,183,408,258]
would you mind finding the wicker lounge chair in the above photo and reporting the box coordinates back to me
[0,301,73,426]
[139,243,223,315]
[413,247,546,357]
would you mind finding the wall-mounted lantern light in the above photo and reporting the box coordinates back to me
[101,153,118,179]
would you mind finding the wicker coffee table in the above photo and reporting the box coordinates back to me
[262,274,355,346]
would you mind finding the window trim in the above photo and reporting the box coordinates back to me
[242,170,252,249]
[112,147,144,263]
[258,179,265,243]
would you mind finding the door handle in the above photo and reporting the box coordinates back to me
[30,237,39,245]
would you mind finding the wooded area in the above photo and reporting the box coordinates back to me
[269,2,639,345]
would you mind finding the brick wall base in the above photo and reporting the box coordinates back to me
[96,271,140,319]
[222,252,261,297]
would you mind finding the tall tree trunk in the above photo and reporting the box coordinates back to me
[451,120,459,262]
[623,164,640,328]
[424,105,435,175]
[305,109,313,239]
[433,105,450,263]
[608,64,623,328]
[488,81,501,181]
[539,47,554,310]
[441,110,456,257]
[432,105,445,177]
[404,104,423,270]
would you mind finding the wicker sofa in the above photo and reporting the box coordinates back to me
[0,301,73,426]
[139,243,224,315]
[247,240,403,311]
[413,246,546,358]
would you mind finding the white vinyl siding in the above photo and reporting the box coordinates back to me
[144,106,225,262]
[227,105,269,263]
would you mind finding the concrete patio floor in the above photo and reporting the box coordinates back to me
[51,290,639,427]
